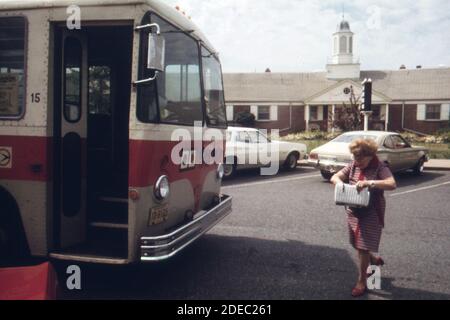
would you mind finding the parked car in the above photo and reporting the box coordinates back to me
[308,131,429,180]
[224,127,307,178]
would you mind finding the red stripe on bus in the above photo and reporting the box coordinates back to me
[129,139,223,188]
[129,139,224,211]
[0,136,224,205]
[0,136,51,182]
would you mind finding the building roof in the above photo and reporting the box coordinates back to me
[338,20,351,32]
[223,68,450,103]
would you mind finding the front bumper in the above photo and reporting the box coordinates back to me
[140,194,232,261]
[308,159,349,173]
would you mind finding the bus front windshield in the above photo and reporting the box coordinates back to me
[201,47,227,128]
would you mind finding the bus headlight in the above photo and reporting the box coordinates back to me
[217,163,224,180]
[154,175,170,200]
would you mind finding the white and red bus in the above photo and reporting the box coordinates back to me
[0,0,231,264]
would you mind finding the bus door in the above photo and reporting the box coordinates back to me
[54,29,88,249]
[53,24,133,260]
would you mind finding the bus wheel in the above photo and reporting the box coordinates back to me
[0,225,9,256]
[0,227,15,262]
[0,193,29,261]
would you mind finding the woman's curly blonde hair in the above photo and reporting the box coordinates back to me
[349,138,378,158]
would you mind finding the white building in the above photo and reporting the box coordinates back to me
[223,19,450,135]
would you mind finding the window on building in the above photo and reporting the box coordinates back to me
[426,105,441,120]
[235,105,250,113]
[310,106,318,121]
[0,17,26,118]
[372,105,381,120]
[257,106,270,120]
[349,36,353,54]
[339,36,347,54]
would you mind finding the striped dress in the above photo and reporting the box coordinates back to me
[338,158,393,253]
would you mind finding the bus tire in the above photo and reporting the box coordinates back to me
[0,190,30,262]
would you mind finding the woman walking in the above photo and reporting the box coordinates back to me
[331,138,397,297]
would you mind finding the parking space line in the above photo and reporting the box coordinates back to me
[390,181,450,197]
[222,173,321,190]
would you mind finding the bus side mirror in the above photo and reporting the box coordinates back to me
[147,33,165,72]
[134,23,165,85]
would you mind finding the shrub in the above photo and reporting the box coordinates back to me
[435,128,450,143]
[280,131,340,141]
[234,111,255,127]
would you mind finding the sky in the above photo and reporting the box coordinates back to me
[164,0,450,73]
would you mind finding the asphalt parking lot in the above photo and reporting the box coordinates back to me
[59,166,450,300]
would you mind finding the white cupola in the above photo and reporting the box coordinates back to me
[327,18,360,80]
[332,20,354,63]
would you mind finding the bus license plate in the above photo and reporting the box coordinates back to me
[148,204,169,226]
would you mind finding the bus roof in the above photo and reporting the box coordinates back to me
[0,0,217,53]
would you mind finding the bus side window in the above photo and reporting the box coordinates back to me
[0,17,26,119]
[201,47,227,128]
[64,37,82,122]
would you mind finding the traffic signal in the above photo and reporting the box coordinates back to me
[361,79,372,111]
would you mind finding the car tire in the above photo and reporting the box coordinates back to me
[284,153,299,171]
[223,162,236,179]
[412,157,426,176]
[320,170,333,181]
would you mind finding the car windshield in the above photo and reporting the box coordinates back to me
[226,130,233,142]
[257,131,269,143]
[332,134,378,143]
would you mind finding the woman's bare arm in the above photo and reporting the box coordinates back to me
[371,176,397,191]
[331,171,347,186]
[356,176,397,191]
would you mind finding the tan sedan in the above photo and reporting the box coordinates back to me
[308,131,429,180]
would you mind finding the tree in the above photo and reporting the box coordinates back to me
[329,85,363,131]
[235,110,255,127]
[88,66,111,114]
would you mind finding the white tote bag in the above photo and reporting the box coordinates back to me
[334,182,370,208]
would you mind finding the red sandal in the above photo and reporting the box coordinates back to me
[351,286,367,297]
